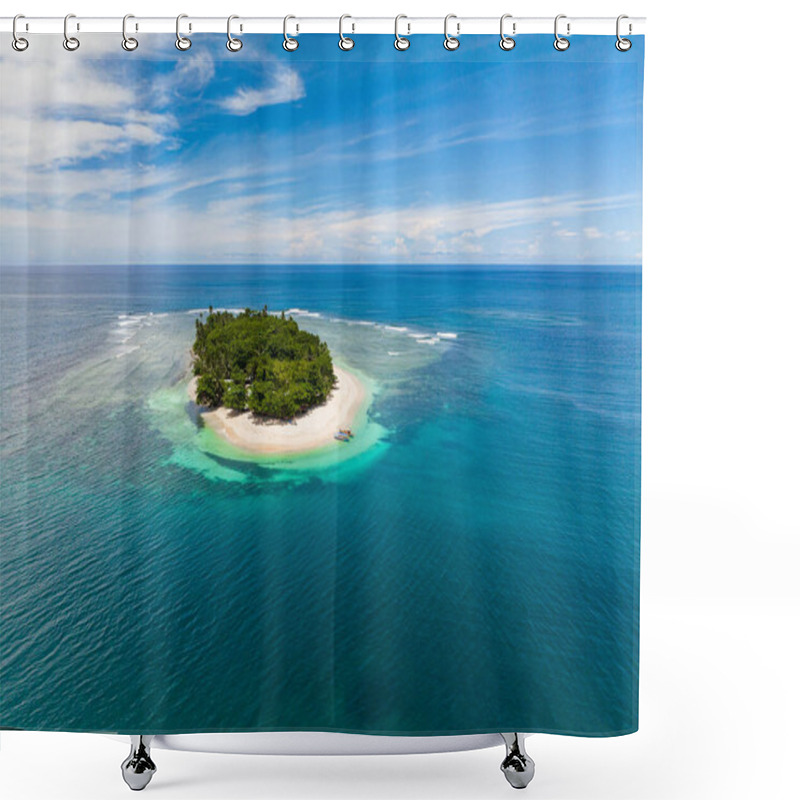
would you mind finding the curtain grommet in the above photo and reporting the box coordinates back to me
[443,14,460,51]
[63,13,80,51]
[226,15,243,52]
[499,14,515,51]
[283,16,299,51]
[339,15,355,51]
[11,15,29,51]
[554,15,570,51]
[394,15,410,51]
[175,14,192,51]
[122,14,138,51]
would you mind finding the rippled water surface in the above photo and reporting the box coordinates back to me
[0,264,640,735]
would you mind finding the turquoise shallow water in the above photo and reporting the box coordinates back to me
[0,264,640,736]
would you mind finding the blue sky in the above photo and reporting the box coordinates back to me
[0,35,642,265]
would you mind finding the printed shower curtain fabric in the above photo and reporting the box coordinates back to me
[0,33,643,737]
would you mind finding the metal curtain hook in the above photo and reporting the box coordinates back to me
[176,14,192,50]
[122,14,138,51]
[616,14,632,51]
[63,13,80,51]
[227,15,243,51]
[443,14,460,51]
[394,15,410,51]
[554,14,570,51]
[283,15,299,51]
[499,14,515,51]
[339,14,354,50]
[12,14,29,51]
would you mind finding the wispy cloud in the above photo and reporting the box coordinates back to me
[0,36,641,266]
[218,65,305,115]
[0,40,178,176]
[0,192,641,266]
[153,51,216,106]
[1,116,174,169]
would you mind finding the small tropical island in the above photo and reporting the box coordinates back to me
[193,306,335,418]
[189,306,366,455]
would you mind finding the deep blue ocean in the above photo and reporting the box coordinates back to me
[0,264,640,736]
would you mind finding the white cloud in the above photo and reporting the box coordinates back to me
[0,116,174,170]
[152,51,216,107]
[583,226,606,239]
[0,41,177,178]
[219,65,305,116]
[0,193,641,266]
[0,40,640,267]
[0,52,134,114]
[175,51,215,89]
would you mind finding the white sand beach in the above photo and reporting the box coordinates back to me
[189,365,366,455]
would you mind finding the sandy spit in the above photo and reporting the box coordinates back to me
[188,365,366,455]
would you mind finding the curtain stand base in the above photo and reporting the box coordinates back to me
[121,735,156,791]
[500,732,536,789]
[118,731,535,790]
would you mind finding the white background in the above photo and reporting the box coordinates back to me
[1,1,798,798]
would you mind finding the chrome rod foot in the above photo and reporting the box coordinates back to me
[121,735,156,791]
[500,733,535,789]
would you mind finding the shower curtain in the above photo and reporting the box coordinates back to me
[0,31,643,738]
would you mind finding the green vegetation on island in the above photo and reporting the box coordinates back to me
[192,306,336,420]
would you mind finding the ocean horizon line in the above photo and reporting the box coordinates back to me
[0,262,642,273]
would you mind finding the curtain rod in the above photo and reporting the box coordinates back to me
[0,16,645,37]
